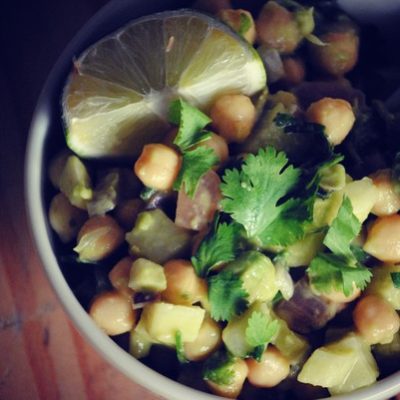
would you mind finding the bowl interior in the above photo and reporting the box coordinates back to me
[26,1,400,400]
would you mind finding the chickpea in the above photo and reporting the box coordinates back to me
[306,98,355,146]
[211,94,256,143]
[48,149,71,189]
[319,283,361,304]
[49,193,87,243]
[363,215,400,263]
[206,358,248,398]
[108,257,133,295]
[195,133,229,165]
[282,57,306,86]
[309,31,359,76]
[353,295,400,345]
[256,1,302,54]
[89,290,135,336]
[246,346,290,388]
[162,260,208,307]
[74,215,124,262]
[184,316,222,361]
[134,144,181,191]
[218,9,256,44]
[115,198,144,230]
[370,169,400,217]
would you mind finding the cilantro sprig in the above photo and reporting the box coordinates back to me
[192,216,243,277]
[307,197,372,296]
[246,311,279,361]
[169,99,211,151]
[203,351,235,386]
[175,331,188,364]
[173,147,218,197]
[391,272,400,288]
[221,147,311,246]
[209,270,248,322]
[168,99,218,197]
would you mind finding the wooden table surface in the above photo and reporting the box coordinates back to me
[0,1,162,399]
[0,1,399,400]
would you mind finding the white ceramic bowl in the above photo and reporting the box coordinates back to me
[25,1,400,399]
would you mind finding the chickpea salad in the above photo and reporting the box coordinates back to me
[47,0,400,399]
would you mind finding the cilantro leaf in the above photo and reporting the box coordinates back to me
[174,147,218,197]
[209,270,248,321]
[307,253,372,296]
[169,99,211,151]
[246,311,279,361]
[323,197,361,259]
[238,12,252,36]
[192,217,243,277]
[258,196,313,246]
[221,147,301,243]
[391,272,400,288]
[175,331,188,364]
[203,351,235,386]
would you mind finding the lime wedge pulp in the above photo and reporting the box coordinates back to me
[62,10,266,158]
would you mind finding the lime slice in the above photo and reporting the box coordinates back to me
[62,10,266,158]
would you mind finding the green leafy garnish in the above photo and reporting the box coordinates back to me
[192,217,243,277]
[173,147,219,197]
[209,270,248,322]
[308,253,372,297]
[391,272,400,288]
[221,147,310,246]
[169,99,211,151]
[246,311,279,361]
[307,197,372,296]
[169,99,218,197]
[175,331,188,364]
[323,197,361,259]
[203,351,235,386]
[238,12,252,36]
[140,186,157,201]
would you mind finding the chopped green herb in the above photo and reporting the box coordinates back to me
[308,253,372,297]
[175,331,188,364]
[323,197,361,259]
[272,290,284,305]
[192,217,243,277]
[169,99,211,151]
[221,147,311,246]
[203,351,235,386]
[238,12,252,36]
[246,311,279,361]
[209,270,248,322]
[140,186,157,201]
[391,272,400,288]
[174,146,218,197]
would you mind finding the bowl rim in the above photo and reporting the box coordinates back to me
[24,1,400,399]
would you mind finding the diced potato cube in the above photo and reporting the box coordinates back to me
[344,178,378,223]
[272,317,309,364]
[298,346,358,387]
[129,317,154,359]
[141,302,205,345]
[128,258,167,293]
[366,264,400,310]
[229,251,278,303]
[126,209,192,264]
[298,333,378,393]
[329,334,378,395]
